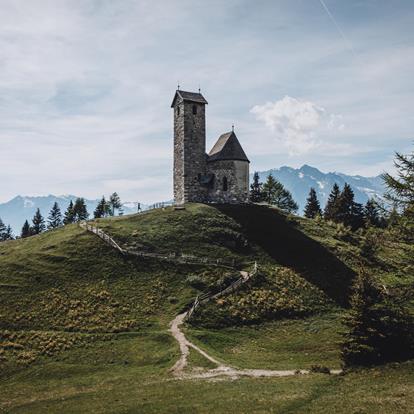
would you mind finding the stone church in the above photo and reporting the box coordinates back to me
[172,89,250,205]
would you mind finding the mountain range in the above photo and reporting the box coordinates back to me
[0,195,146,235]
[0,165,385,235]
[255,165,385,213]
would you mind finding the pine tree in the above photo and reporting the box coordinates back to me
[382,147,414,241]
[250,172,264,202]
[73,198,89,222]
[335,183,364,230]
[304,188,322,218]
[262,175,298,213]
[382,147,414,212]
[324,183,341,221]
[0,218,6,241]
[32,208,46,235]
[342,269,414,367]
[94,196,108,219]
[4,225,14,240]
[63,200,75,225]
[109,192,122,216]
[364,199,381,227]
[47,202,62,229]
[21,220,32,238]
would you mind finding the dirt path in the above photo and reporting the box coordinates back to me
[169,311,341,380]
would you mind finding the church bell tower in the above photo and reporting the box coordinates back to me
[171,89,208,204]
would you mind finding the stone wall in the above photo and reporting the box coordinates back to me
[173,100,207,204]
[207,159,249,203]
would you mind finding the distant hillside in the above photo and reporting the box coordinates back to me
[255,165,385,214]
[0,195,143,235]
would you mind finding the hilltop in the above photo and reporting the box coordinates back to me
[0,204,413,413]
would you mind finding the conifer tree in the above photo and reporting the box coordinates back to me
[382,147,414,212]
[342,269,414,367]
[109,192,122,216]
[304,188,322,218]
[250,172,264,202]
[364,199,381,227]
[262,175,298,213]
[63,200,75,225]
[94,196,108,219]
[73,198,89,222]
[21,220,32,238]
[47,202,62,229]
[324,183,341,221]
[338,184,365,229]
[0,218,6,240]
[32,208,46,235]
[4,225,14,240]
[0,219,12,241]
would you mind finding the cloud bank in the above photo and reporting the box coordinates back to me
[251,96,344,155]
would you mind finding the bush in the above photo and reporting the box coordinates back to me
[185,274,207,290]
[341,270,414,367]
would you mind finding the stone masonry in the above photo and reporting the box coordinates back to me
[172,89,249,205]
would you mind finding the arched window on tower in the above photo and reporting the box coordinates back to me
[177,106,180,115]
[222,176,228,191]
[192,104,197,115]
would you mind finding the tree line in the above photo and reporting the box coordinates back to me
[0,192,123,241]
[250,172,386,230]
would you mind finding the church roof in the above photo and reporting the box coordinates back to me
[171,90,208,107]
[208,131,250,163]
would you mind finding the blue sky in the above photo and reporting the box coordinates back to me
[0,0,413,203]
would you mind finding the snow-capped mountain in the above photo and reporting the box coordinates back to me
[0,195,146,235]
[255,165,385,214]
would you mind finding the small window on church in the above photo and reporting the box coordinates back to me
[177,106,180,115]
[223,177,228,191]
[192,104,197,115]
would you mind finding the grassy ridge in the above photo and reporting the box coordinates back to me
[0,203,413,413]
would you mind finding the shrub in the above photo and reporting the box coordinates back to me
[186,275,207,290]
[341,270,414,367]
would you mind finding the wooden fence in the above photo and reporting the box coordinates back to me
[185,261,258,320]
[79,222,245,269]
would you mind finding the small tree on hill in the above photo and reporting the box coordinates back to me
[63,200,75,225]
[109,192,122,216]
[0,218,6,240]
[382,146,414,241]
[335,183,364,230]
[341,269,414,367]
[73,198,89,222]
[364,199,381,227]
[250,172,264,202]
[304,188,322,218]
[21,220,32,238]
[382,147,414,212]
[0,219,14,241]
[32,208,46,235]
[94,196,111,219]
[262,174,298,213]
[47,202,62,229]
[324,183,341,221]
[4,225,14,240]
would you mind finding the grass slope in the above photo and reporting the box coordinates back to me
[0,203,413,413]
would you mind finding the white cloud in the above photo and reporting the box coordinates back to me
[250,96,345,155]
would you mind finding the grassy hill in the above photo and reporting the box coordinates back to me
[0,203,413,413]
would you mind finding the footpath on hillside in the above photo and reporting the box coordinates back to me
[80,219,342,380]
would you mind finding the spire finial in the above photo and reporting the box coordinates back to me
[198,84,201,94]
[232,124,234,132]
[177,81,180,91]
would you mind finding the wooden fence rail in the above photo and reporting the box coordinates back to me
[79,221,258,320]
[185,261,258,320]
